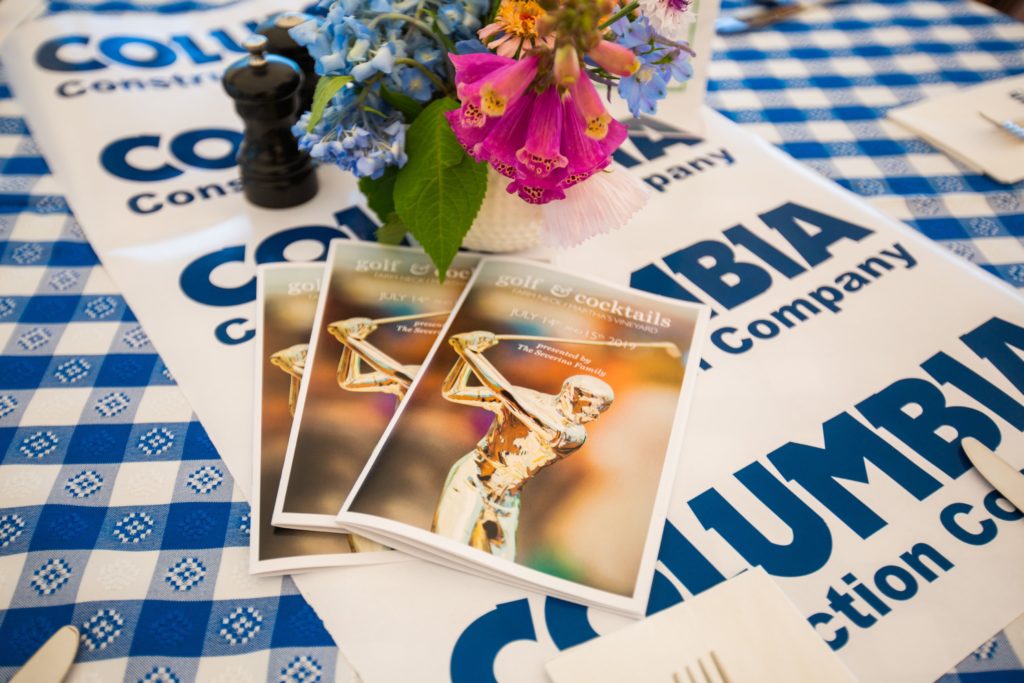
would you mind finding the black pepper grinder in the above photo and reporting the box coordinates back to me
[223,34,318,209]
[256,12,317,114]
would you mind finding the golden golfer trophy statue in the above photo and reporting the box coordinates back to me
[269,341,383,554]
[431,331,680,560]
[327,312,448,402]
[321,311,446,554]
[269,344,308,416]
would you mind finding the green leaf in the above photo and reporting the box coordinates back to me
[376,213,407,245]
[393,97,487,281]
[381,85,425,123]
[358,166,399,222]
[307,75,352,132]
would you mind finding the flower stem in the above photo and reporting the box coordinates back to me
[368,12,449,50]
[369,11,433,31]
[394,57,452,95]
[585,70,617,89]
[599,1,639,30]
[654,36,696,56]
[355,72,385,109]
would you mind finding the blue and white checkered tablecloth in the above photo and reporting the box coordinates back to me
[0,0,1022,681]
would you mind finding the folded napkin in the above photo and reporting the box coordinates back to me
[546,567,856,683]
[888,74,1024,185]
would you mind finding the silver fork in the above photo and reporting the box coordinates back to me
[672,651,732,683]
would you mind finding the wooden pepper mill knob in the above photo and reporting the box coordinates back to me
[222,34,318,209]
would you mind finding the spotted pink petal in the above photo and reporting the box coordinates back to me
[515,86,568,180]
[559,92,608,176]
[477,55,539,117]
[596,117,628,159]
[445,55,628,207]
[571,76,615,141]
[478,92,535,172]
[446,105,496,160]
[507,179,567,205]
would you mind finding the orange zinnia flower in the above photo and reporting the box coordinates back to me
[478,0,554,58]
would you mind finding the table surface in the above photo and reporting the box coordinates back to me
[0,0,1022,681]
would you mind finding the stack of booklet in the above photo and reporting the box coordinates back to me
[254,243,709,614]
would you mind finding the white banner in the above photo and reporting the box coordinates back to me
[4,4,1024,682]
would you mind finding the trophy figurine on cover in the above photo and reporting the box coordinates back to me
[269,344,308,416]
[432,331,626,560]
[327,312,449,402]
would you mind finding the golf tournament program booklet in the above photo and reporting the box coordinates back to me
[337,258,710,616]
[252,263,402,574]
[274,241,479,542]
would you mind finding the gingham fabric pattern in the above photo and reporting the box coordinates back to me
[1,0,1023,681]
[0,223,339,683]
[710,0,1024,283]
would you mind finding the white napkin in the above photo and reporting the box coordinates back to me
[888,74,1024,185]
[546,567,856,683]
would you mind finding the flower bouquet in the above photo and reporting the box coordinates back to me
[291,0,698,275]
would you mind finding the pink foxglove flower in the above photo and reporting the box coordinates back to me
[447,52,628,211]
[570,75,614,141]
[515,86,569,180]
[463,55,540,116]
[637,0,697,40]
[554,44,581,86]
[558,91,623,183]
[586,39,640,77]
[451,52,512,94]
[506,90,627,204]
[478,92,537,177]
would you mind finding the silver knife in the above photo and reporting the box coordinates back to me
[716,0,838,35]
[11,625,78,683]
[963,438,1024,512]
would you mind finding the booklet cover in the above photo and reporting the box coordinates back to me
[337,258,710,615]
[888,74,1024,185]
[274,241,479,540]
[252,263,392,574]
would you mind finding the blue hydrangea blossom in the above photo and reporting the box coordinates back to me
[290,0,488,178]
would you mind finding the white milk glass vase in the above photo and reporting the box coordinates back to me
[462,168,544,252]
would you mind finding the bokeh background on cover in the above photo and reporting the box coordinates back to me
[260,265,351,560]
[282,248,474,517]
[350,261,701,597]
